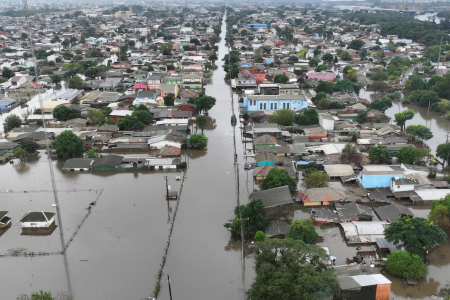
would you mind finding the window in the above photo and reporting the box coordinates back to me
[287,103,290,109]
[283,103,286,109]
[270,103,273,109]
[260,103,263,110]
[274,103,277,109]
[264,103,267,110]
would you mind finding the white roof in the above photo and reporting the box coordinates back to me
[27,114,55,120]
[323,164,354,177]
[109,110,133,117]
[415,189,450,201]
[320,144,339,155]
[156,119,188,125]
[351,274,391,286]
[146,158,174,166]
[363,165,393,172]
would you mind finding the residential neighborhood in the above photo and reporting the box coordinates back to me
[0,2,450,300]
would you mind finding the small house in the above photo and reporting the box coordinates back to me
[299,188,346,206]
[0,211,11,228]
[62,159,94,172]
[18,211,56,233]
[0,98,17,110]
[358,170,404,188]
[265,219,290,238]
[390,177,415,193]
[250,186,293,208]
[374,203,414,223]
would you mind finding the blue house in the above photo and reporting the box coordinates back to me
[242,94,308,112]
[247,24,267,28]
[357,171,404,188]
[0,98,17,110]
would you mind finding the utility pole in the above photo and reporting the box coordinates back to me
[437,36,443,75]
[168,274,173,300]
[165,176,169,199]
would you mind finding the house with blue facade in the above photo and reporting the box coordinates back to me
[242,94,308,112]
[357,171,404,188]
[0,98,17,110]
[247,24,267,28]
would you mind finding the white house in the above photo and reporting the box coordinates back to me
[390,177,416,193]
[146,158,178,170]
[0,211,11,228]
[19,211,56,229]
[319,113,336,131]
[147,135,182,149]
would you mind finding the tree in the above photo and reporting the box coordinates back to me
[419,90,440,107]
[2,67,15,79]
[195,96,216,114]
[188,133,208,149]
[396,146,418,164]
[87,110,105,125]
[339,50,351,61]
[429,204,450,235]
[367,97,392,112]
[52,130,84,159]
[304,171,329,188]
[53,106,80,121]
[385,251,428,279]
[334,79,354,92]
[315,64,328,72]
[30,290,55,300]
[385,217,447,257]
[308,57,321,66]
[371,70,389,81]
[315,81,334,94]
[224,200,268,239]
[132,109,152,124]
[84,147,99,158]
[19,138,38,154]
[196,115,207,133]
[3,114,21,133]
[254,231,266,241]
[406,125,433,141]
[370,81,390,92]
[322,53,334,63]
[394,109,415,131]
[340,143,362,164]
[274,74,289,83]
[368,145,391,164]
[159,43,173,55]
[164,94,174,106]
[271,109,294,126]
[248,239,339,300]
[117,115,144,131]
[260,168,297,194]
[287,55,299,64]
[13,148,28,162]
[51,74,61,85]
[66,76,85,89]
[356,110,368,123]
[287,218,318,244]
[295,108,318,125]
[349,39,364,50]
[437,142,450,167]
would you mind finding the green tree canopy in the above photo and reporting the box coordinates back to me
[196,115,207,133]
[287,218,318,244]
[195,96,216,113]
[295,108,319,125]
[271,108,294,126]
[117,115,144,131]
[254,231,266,241]
[188,133,208,149]
[224,199,268,239]
[260,168,297,194]
[53,106,81,121]
[429,204,450,235]
[339,50,352,61]
[3,114,21,133]
[304,171,329,188]
[385,251,428,279]
[367,97,392,112]
[164,94,174,106]
[66,76,85,89]
[248,238,339,300]
[322,53,334,63]
[396,146,418,164]
[159,43,173,55]
[394,109,415,131]
[349,39,365,50]
[132,109,153,125]
[368,145,391,164]
[13,148,28,162]
[405,125,433,141]
[274,74,289,83]
[334,79,354,92]
[315,81,334,94]
[340,142,362,164]
[385,217,447,257]
[52,130,84,159]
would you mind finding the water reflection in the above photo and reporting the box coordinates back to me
[205,117,217,131]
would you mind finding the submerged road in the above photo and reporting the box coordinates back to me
[158,14,252,300]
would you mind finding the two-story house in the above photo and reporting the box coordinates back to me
[243,94,308,112]
[147,74,163,90]
[182,74,202,89]
[236,69,257,90]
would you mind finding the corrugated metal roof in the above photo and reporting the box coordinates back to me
[351,274,391,286]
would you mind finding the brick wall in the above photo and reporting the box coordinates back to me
[376,283,391,300]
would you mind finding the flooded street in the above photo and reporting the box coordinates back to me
[0,14,250,300]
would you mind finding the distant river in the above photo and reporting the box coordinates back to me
[415,12,442,24]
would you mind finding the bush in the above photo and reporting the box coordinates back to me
[287,218,318,244]
[385,251,428,279]
[254,231,266,241]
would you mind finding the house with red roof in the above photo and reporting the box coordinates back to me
[157,145,181,157]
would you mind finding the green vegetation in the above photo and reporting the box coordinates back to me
[385,217,447,257]
[188,133,208,149]
[118,115,144,131]
[224,200,268,239]
[385,251,428,279]
[367,98,392,112]
[52,130,84,159]
[394,109,415,131]
[196,115,207,133]
[430,195,450,235]
[3,114,21,133]
[53,106,81,121]
[271,108,294,126]
[405,125,433,141]
[287,218,318,244]
[254,231,266,241]
[304,171,329,188]
[368,145,391,164]
[248,238,339,300]
[437,142,450,166]
[340,143,362,164]
[261,168,297,193]
[295,108,319,125]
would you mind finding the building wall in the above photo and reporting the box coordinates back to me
[358,174,404,188]
[319,114,334,130]
[376,283,391,300]
[390,181,414,193]
[149,141,182,149]
[244,97,308,112]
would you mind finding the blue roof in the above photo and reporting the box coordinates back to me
[297,161,310,165]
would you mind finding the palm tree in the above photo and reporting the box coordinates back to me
[348,130,360,142]
[340,142,361,165]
